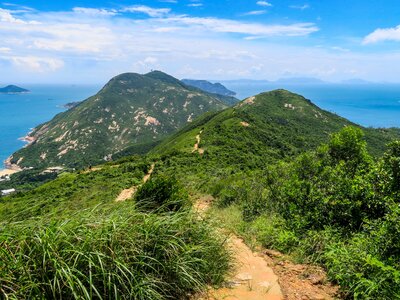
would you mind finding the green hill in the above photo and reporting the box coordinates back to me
[8,71,227,169]
[3,89,400,299]
[152,89,400,169]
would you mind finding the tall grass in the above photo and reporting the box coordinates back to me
[0,202,230,299]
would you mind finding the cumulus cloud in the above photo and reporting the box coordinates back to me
[257,1,273,7]
[3,3,393,83]
[0,8,39,24]
[363,25,400,44]
[4,56,64,72]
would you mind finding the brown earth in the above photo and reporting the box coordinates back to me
[115,163,155,202]
[194,195,340,300]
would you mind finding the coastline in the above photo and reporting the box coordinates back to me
[0,168,19,177]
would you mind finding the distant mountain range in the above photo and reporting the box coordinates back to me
[220,77,379,85]
[9,71,227,168]
[0,85,29,94]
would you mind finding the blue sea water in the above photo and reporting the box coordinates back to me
[0,84,101,169]
[1,82,400,169]
[222,82,400,129]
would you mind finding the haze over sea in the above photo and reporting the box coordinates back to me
[1,82,400,169]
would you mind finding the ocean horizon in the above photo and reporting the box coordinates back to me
[2,82,400,170]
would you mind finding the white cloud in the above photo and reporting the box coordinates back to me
[363,25,400,44]
[162,17,318,37]
[159,0,178,3]
[256,1,273,7]
[73,7,118,16]
[2,4,397,83]
[243,10,267,16]
[289,4,310,10]
[0,8,39,24]
[4,56,64,72]
[188,3,203,7]
[121,5,171,17]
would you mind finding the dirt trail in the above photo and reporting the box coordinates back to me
[83,167,102,173]
[208,236,283,300]
[192,130,204,155]
[196,196,283,300]
[115,163,155,202]
[195,195,339,300]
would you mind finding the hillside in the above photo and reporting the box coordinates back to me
[182,79,238,105]
[152,89,400,174]
[0,85,29,93]
[182,79,236,97]
[3,89,400,299]
[8,71,227,168]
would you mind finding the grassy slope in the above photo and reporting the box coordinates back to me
[0,157,230,299]
[151,90,400,181]
[3,89,400,298]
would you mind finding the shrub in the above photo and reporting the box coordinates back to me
[134,176,189,212]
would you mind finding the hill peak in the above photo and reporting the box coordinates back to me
[9,71,227,168]
[144,70,184,86]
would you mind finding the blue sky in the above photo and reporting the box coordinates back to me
[1,0,400,83]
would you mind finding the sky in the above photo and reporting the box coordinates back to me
[1,0,400,84]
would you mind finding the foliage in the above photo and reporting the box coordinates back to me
[134,176,190,212]
[10,71,227,169]
[0,204,230,299]
[0,158,230,299]
[210,126,400,299]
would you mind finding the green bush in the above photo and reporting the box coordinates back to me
[134,176,189,212]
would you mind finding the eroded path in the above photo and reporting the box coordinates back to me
[208,236,283,300]
[192,130,204,155]
[195,195,339,300]
[115,163,155,202]
[195,196,283,300]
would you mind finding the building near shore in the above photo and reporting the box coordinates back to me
[1,188,16,196]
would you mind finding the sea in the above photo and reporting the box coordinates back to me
[1,82,400,169]
[0,84,101,169]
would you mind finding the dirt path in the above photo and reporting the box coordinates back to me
[192,131,204,155]
[195,196,283,300]
[195,195,339,300]
[207,236,283,300]
[115,163,155,202]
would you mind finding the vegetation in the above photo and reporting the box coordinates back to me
[0,159,230,299]
[181,79,237,97]
[4,88,400,299]
[10,71,227,169]
[210,127,400,299]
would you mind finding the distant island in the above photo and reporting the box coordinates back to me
[0,85,29,94]
[182,79,236,97]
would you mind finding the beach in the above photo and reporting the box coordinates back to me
[0,168,19,177]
